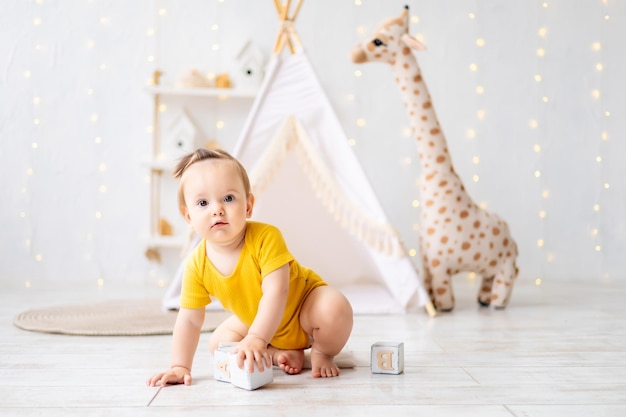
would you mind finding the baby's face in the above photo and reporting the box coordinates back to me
[181,159,253,245]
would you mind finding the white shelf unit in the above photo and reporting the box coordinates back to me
[144,78,256,253]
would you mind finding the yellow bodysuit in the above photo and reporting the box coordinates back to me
[180,221,327,350]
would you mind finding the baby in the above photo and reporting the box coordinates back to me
[147,148,353,387]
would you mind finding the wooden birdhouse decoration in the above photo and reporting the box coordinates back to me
[234,40,266,91]
[167,110,202,156]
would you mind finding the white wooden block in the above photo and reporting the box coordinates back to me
[213,342,237,382]
[371,341,404,374]
[228,354,273,391]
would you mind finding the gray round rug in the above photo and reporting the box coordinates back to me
[13,299,231,336]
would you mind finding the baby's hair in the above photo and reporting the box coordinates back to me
[173,148,251,210]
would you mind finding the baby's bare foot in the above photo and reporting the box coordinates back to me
[310,348,339,378]
[269,346,305,375]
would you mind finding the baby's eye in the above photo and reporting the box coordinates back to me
[197,199,208,207]
[224,195,234,203]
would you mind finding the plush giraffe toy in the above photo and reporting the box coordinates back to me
[351,5,518,311]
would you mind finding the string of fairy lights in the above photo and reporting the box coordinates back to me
[594,0,611,280]
[22,0,135,289]
[15,0,618,289]
[23,1,45,289]
[533,1,549,286]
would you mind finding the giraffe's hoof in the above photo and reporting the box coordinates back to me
[477,299,490,308]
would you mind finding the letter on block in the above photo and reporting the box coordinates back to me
[371,341,404,374]
[213,342,237,382]
[228,354,273,390]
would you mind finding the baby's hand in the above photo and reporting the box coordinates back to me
[146,366,192,387]
[232,334,271,373]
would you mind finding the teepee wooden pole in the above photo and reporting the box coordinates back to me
[282,0,291,20]
[291,0,303,21]
[272,0,304,54]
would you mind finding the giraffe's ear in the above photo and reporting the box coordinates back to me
[402,34,426,51]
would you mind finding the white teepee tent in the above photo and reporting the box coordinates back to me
[163,0,431,314]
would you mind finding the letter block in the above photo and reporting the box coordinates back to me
[371,341,404,374]
[213,342,237,382]
[228,355,273,390]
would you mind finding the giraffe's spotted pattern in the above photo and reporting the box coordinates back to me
[352,6,519,312]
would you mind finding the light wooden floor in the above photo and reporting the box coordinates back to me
[1,278,625,417]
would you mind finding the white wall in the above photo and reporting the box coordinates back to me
[1,0,624,290]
